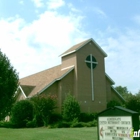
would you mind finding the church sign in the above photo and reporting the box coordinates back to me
[97,106,139,140]
[99,116,132,140]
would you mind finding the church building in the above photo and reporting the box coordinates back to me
[16,38,124,113]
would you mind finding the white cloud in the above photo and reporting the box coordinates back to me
[32,11,86,46]
[68,3,81,13]
[1,2,140,94]
[0,10,88,78]
[46,0,65,10]
[98,28,140,93]
[31,0,44,8]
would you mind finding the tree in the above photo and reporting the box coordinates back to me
[135,90,140,97]
[115,86,132,100]
[62,94,80,121]
[0,49,19,120]
[125,95,140,113]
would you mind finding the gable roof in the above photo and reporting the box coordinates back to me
[19,65,74,97]
[60,38,107,57]
[98,106,137,116]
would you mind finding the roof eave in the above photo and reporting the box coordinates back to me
[60,50,76,57]
[38,67,74,95]
[90,38,107,57]
[111,86,125,102]
[18,85,27,98]
[105,73,115,85]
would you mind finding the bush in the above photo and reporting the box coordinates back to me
[71,120,97,128]
[107,100,121,108]
[10,94,57,128]
[26,119,36,128]
[48,119,97,128]
[11,100,34,128]
[71,122,86,128]
[31,94,57,126]
[79,112,97,122]
[89,119,97,127]
[62,94,80,121]
[49,113,62,124]
[33,114,44,127]
[0,121,15,128]
[50,121,72,128]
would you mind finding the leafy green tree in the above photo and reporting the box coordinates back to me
[62,94,80,121]
[11,100,34,127]
[0,49,19,120]
[135,90,140,97]
[115,86,132,100]
[125,95,140,113]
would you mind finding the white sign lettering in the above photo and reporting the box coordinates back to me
[98,116,133,140]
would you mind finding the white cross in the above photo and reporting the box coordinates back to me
[85,54,98,100]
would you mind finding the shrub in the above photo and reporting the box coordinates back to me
[0,121,15,128]
[79,112,97,122]
[71,120,97,128]
[11,100,34,128]
[31,94,57,126]
[107,100,121,108]
[51,121,72,128]
[26,119,36,128]
[71,122,86,128]
[33,114,44,127]
[89,119,97,127]
[62,94,80,121]
[49,113,62,124]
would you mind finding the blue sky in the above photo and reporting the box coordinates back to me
[0,0,140,94]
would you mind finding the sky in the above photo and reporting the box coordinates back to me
[0,0,140,94]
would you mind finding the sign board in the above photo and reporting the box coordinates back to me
[97,106,139,140]
[98,116,133,140]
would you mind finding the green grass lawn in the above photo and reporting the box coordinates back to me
[0,127,97,140]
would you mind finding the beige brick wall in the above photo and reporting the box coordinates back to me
[61,53,77,70]
[106,77,113,102]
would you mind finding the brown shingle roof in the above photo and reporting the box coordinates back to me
[60,38,107,57]
[19,65,74,97]
[60,39,90,56]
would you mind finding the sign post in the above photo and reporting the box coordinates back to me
[97,106,139,140]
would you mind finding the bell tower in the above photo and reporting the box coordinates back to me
[75,40,107,112]
[61,38,108,112]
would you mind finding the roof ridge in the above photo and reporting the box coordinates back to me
[60,38,91,57]
[60,38,107,57]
